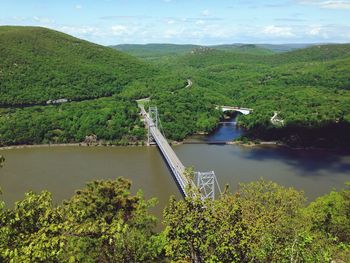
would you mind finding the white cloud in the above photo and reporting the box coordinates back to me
[261,25,295,37]
[58,26,103,37]
[111,25,129,36]
[12,16,27,22]
[308,26,322,36]
[298,0,350,9]
[33,16,55,24]
[164,28,185,39]
[195,20,205,25]
[58,22,348,45]
[4,13,348,45]
[202,10,210,16]
[75,4,83,10]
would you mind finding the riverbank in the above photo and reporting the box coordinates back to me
[1,138,348,152]
[0,143,91,151]
[232,139,350,152]
[0,140,281,150]
[0,141,147,151]
[229,140,280,147]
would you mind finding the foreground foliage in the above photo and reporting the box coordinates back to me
[163,178,350,262]
[1,176,349,262]
[0,178,164,262]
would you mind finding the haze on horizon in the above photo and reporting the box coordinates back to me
[1,0,350,46]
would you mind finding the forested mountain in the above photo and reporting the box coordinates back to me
[111,43,315,59]
[1,26,350,147]
[111,43,200,59]
[145,44,350,146]
[0,26,155,106]
[209,44,275,54]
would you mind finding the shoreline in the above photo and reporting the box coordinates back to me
[1,140,348,152]
[0,143,90,151]
[0,142,147,151]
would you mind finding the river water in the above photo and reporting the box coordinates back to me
[1,118,350,220]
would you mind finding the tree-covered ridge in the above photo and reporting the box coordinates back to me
[0,177,349,262]
[111,43,201,60]
[0,26,156,106]
[141,43,350,146]
[0,178,164,262]
[164,179,350,262]
[0,96,145,146]
[111,43,315,59]
[1,26,350,147]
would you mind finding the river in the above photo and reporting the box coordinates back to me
[1,117,350,220]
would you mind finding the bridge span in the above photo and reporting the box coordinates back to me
[140,105,220,199]
[216,105,253,115]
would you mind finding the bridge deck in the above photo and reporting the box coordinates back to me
[141,107,190,196]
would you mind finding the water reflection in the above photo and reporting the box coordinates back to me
[185,115,244,143]
[241,146,350,175]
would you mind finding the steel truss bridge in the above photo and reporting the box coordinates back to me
[140,106,221,200]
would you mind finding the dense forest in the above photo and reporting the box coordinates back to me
[129,44,350,147]
[0,170,349,262]
[0,97,145,146]
[0,26,156,106]
[1,26,350,147]
[111,43,312,60]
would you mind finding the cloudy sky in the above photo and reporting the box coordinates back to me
[1,0,350,45]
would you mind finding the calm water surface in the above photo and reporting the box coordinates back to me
[1,119,350,218]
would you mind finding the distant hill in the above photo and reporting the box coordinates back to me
[170,43,350,68]
[111,44,200,59]
[111,43,277,59]
[257,43,314,52]
[269,43,350,64]
[0,26,155,106]
[210,44,275,55]
[110,43,323,59]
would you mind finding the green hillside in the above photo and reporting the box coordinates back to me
[145,44,350,146]
[1,26,350,147]
[210,44,275,55]
[0,26,155,106]
[111,43,275,59]
[258,43,314,52]
[267,44,350,65]
[111,43,199,59]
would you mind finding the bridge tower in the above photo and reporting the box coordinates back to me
[148,106,159,145]
[195,171,221,200]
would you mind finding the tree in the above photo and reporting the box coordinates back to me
[304,183,350,261]
[0,178,164,262]
[163,177,338,262]
[163,169,249,262]
[60,178,164,262]
[0,190,63,262]
[236,179,327,262]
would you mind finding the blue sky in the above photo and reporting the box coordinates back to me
[1,0,350,45]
